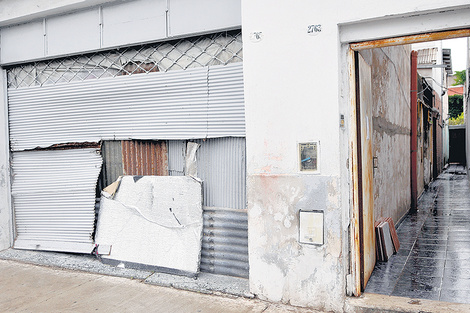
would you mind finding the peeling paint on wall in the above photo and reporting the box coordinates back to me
[248,174,343,311]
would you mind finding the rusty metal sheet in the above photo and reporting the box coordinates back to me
[358,53,376,290]
[122,140,168,176]
[350,28,470,51]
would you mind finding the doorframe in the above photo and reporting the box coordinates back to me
[353,51,365,291]
[346,27,470,297]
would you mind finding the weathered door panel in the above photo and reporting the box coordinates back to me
[358,54,376,289]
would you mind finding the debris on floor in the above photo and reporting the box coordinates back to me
[375,217,400,262]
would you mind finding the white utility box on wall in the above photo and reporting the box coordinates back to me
[299,210,324,245]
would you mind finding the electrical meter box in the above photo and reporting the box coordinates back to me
[299,142,318,172]
[299,210,324,245]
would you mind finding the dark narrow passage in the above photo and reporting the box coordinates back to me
[365,164,470,303]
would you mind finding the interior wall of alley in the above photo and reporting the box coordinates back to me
[359,46,412,224]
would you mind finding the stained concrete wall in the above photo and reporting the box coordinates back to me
[359,46,412,224]
[248,176,342,310]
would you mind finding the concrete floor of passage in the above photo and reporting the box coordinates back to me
[365,164,470,304]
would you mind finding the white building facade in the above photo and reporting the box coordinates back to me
[1,1,470,312]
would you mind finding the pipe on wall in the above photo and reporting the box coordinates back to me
[410,51,418,212]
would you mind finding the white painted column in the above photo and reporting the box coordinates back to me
[0,68,13,250]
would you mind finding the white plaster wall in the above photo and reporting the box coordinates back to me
[0,68,12,251]
[242,6,343,308]
[243,0,469,179]
[242,0,470,311]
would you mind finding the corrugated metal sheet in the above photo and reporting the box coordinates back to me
[168,138,246,210]
[168,140,185,176]
[417,47,438,65]
[122,140,168,176]
[8,63,245,151]
[168,138,248,278]
[201,207,249,278]
[207,62,245,137]
[12,148,102,253]
[194,137,246,210]
[101,141,123,187]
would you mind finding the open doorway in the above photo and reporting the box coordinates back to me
[350,29,470,303]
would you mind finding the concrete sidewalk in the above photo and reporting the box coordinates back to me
[0,259,320,313]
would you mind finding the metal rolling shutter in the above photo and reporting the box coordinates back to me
[12,149,102,253]
[8,63,246,263]
[8,63,245,152]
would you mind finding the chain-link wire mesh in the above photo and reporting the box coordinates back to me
[7,30,242,89]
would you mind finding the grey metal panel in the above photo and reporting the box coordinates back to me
[168,138,248,278]
[0,2,241,66]
[46,9,100,56]
[8,64,245,151]
[101,141,123,186]
[168,138,246,210]
[0,21,44,64]
[168,0,241,37]
[11,148,102,253]
[168,140,185,176]
[197,139,247,277]
[194,137,246,210]
[201,207,248,278]
[102,0,167,48]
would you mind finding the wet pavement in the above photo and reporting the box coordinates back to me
[365,164,470,304]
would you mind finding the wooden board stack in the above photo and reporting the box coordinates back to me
[375,217,400,262]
